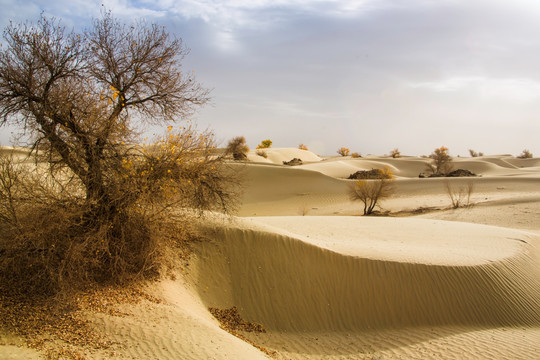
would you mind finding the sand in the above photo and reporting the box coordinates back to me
[2,149,540,359]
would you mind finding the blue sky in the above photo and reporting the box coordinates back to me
[1,0,539,156]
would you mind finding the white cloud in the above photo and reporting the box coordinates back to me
[411,77,540,102]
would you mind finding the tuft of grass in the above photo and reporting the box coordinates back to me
[444,180,474,208]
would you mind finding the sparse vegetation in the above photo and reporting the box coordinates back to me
[351,152,361,158]
[256,149,268,158]
[227,136,249,161]
[444,180,474,208]
[517,149,533,159]
[257,139,272,149]
[298,144,308,150]
[348,168,394,180]
[0,125,238,298]
[283,158,302,166]
[349,167,394,215]
[390,148,401,158]
[468,149,484,157]
[426,146,453,176]
[337,147,350,157]
[0,13,238,300]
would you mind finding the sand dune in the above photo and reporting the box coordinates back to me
[197,217,540,331]
[246,147,322,164]
[2,150,540,359]
[193,216,540,358]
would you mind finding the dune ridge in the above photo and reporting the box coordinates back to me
[196,217,540,332]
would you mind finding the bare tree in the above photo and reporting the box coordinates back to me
[0,13,210,216]
[349,168,394,215]
[0,13,243,295]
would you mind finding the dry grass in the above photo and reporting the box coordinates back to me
[256,149,268,158]
[444,180,474,208]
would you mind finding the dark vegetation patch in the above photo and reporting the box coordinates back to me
[209,306,276,356]
[348,168,393,180]
[283,158,303,166]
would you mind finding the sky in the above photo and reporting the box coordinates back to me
[0,0,539,156]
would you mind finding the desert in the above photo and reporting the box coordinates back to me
[1,4,540,359]
[2,146,539,359]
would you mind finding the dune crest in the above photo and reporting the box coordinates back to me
[197,217,540,332]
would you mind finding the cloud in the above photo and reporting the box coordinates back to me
[411,77,540,102]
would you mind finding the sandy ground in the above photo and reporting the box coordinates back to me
[2,147,540,359]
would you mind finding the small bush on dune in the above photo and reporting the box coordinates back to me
[517,149,533,159]
[337,147,350,157]
[226,136,249,161]
[426,146,453,176]
[256,149,268,158]
[298,144,308,151]
[390,148,401,158]
[348,168,394,180]
[349,167,394,215]
[445,180,474,208]
[351,152,361,158]
[256,139,272,149]
[468,149,484,157]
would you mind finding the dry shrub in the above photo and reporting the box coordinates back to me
[0,125,239,299]
[468,149,484,157]
[390,148,401,158]
[256,149,268,158]
[445,180,474,208]
[348,168,394,180]
[337,147,350,157]
[351,152,361,158]
[226,136,249,161]
[517,149,533,159]
[349,167,394,215]
[298,144,308,151]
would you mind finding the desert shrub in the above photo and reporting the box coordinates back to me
[444,180,474,208]
[226,136,249,161]
[256,139,272,149]
[298,144,308,151]
[283,158,302,166]
[348,168,394,180]
[427,146,453,176]
[0,125,239,298]
[390,148,401,158]
[351,152,361,158]
[337,147,350,157]
[517,149,533,159]
[468,149,483,157]
[349,167,394,215]
[0,12,243,299]
[256,149,268,158]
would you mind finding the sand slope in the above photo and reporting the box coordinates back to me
[194,216,540,358]
[197,217,540,331]
[2,150,540,359]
